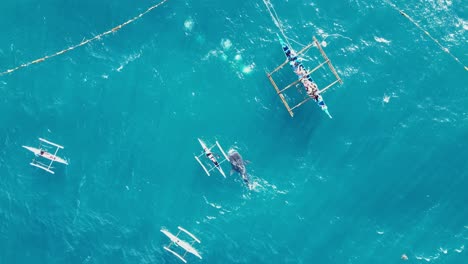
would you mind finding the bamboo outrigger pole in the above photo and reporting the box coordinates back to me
[313,37,343,85]
[267,71,294,117]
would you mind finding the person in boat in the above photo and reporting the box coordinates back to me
[297,67,307,77]
[302,78,313,88]
[304,83,313,97]
[291,62,305,74]
[301,79,318,98]
[40,149,45,155]
[308,82,325,106]
[311,82,319,96]
[289,60,299,70]
[206,151,220,167]
[302,80,331,116]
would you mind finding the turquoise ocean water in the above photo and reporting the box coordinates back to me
[0,0,467,263]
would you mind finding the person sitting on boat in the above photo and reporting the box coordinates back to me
[311,82,319,94]
[206,152,219,167]
[289,60,300,69]
[294,67,302,76]
[311,89,327,112]
[293,64,307,77]
[301,80,317,97]
[298,67,307,77]
[303,82,314,96]
[302,78,313,88]
[40,149,45,155]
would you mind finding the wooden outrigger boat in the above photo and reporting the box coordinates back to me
[23,138,68,174]
[266,36,343,118]
[161,226,202,263]
[194,138,229,178]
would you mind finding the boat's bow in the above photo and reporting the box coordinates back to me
[197,138,208,151]
[23,146,40,155]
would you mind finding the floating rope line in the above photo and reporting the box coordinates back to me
[0,0,170,76]
[262,0,314,62]
[386,1,467,71]
[262,0,293,48]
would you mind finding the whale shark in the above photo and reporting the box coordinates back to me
[228,149,250,186]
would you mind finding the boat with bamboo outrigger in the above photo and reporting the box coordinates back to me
[161,226,202,263]
[266,35,343,118]
[23,138,68,174]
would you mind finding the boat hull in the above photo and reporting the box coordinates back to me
[197,139,226,177]
[23,146,68,165]
[280,38,331,117]
[161,229,202,259]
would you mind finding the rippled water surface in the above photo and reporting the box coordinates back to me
[0,0,467,263]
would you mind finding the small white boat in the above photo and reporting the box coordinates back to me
[22,146,68,165]
[23,138,68,174]
[161,226,202,263]
[194,138,229,178]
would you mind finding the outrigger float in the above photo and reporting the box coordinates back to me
[161,226,202,263]
[266,36,343,118]
[194,138,229,178]
[23,138,68,174]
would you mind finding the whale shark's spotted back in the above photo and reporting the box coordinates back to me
[228,149,249,184]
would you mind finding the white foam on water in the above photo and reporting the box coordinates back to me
[438,247,448,254]
[242,66,252,74]
[415,255,436,262]
[374,36,391,44]
[242,63,255,74]
[383,95,390,103]
[221,38,232,50]
[202,50,219,60]
[454,245,464,253]
[202,49,228,61]
[203,196,222,209]
[253,96,270,110]
[116,52,142,72]
[184,17,194,31]
[249,176,288,196]
[462,20,468,30]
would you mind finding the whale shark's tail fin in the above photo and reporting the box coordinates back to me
[242,173,250,184]
[244,174,254,190]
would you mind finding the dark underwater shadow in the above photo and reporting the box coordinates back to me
[262,101,324,157]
